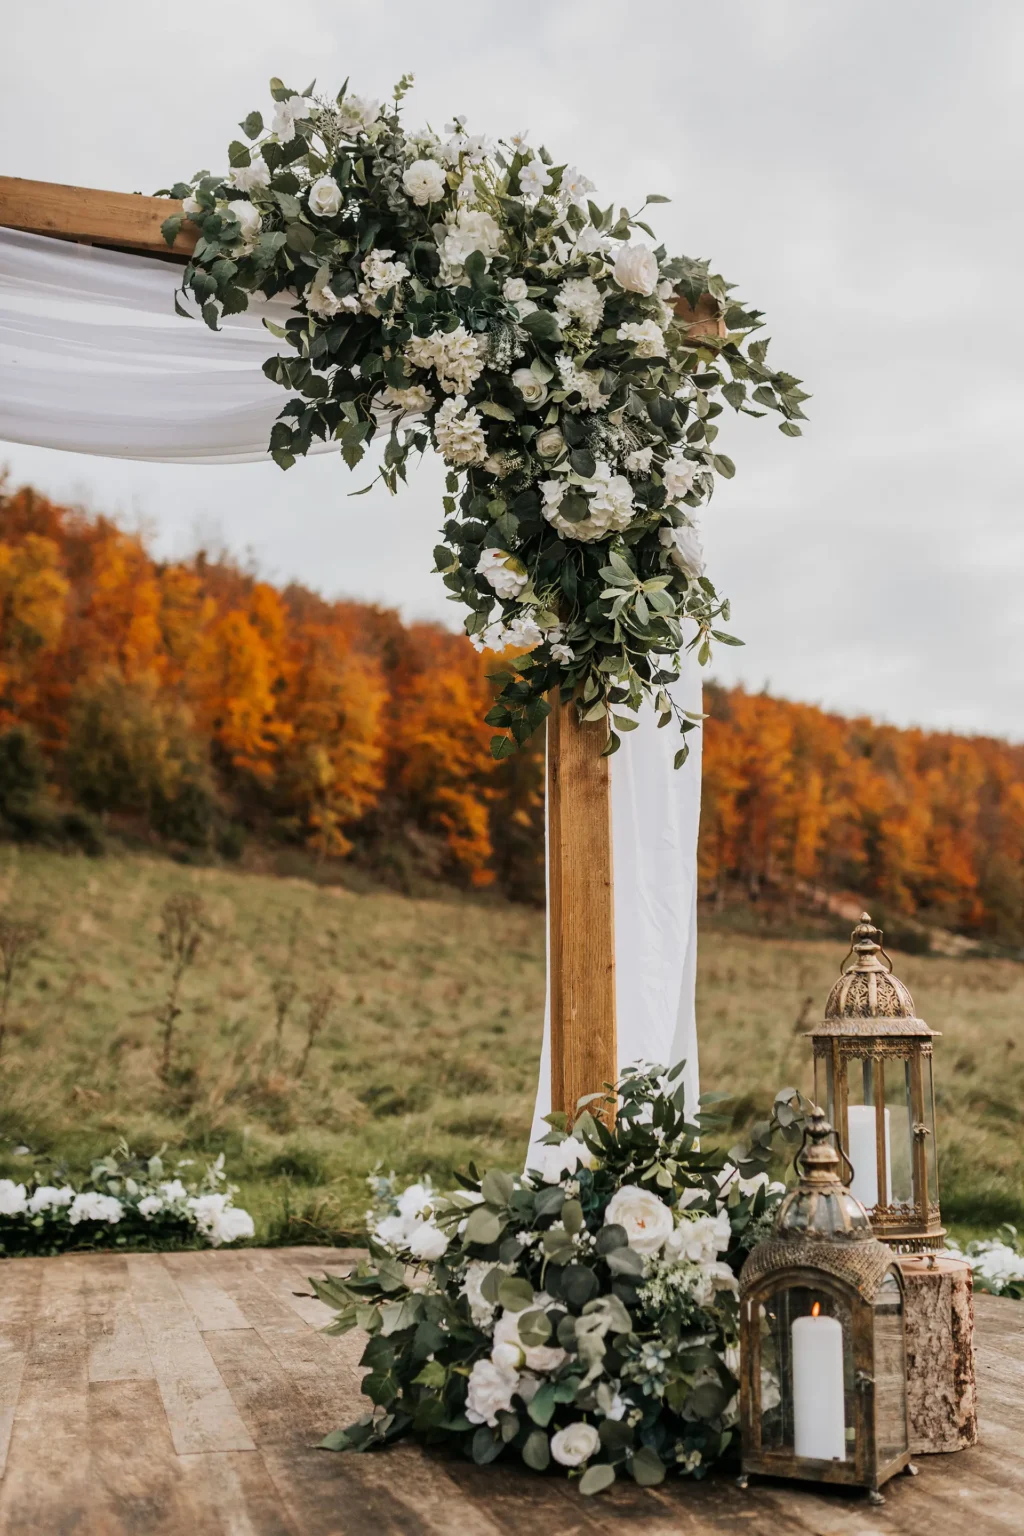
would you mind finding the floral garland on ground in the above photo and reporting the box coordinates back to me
[948,1225,1024,1298]
[0,1140,255,1256]
[310,1065,787,1494]
[161,77,807,763]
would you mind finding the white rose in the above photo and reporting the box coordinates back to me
[408,1220,449,1260]
[492,1310,568,1374]
[465,1358,519,1426]
[612,243,660,296]
[663,455,696,502]
[502,277,529,303]
[603,1185,674,1255]
[308,176,344,218]
[550,1422,601,1467]
[137,1195,164,1219]
[477,547,528,600]
[373,1213,410,1248]
[229,157,271,193]
[403,158,447,206]
[511,368,549,410]
[0,1179,27,1216]
[535,428,566,460]
[659,523,705,579]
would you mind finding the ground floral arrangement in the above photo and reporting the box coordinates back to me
[949,1226,1024,1299]
[0,1140,255,1257]
[310,1066,790,1494]
[161,77,807,763]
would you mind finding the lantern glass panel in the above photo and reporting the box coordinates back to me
[923,1053,939,1203]
[758,1287,856,1463]
[883,1055,914,1209]
[814,1052,834,1127]
[871,1271,909,1466]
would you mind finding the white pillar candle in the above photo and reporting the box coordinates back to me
[846,1104,891,1207]
[792,1304,846,1461]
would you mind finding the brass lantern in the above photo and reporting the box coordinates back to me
[739,1114,912,1502]
[809,914,944,1253]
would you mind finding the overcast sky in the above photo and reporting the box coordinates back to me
[2,0,1021,738]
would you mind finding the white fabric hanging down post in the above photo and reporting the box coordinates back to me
[0,227,702,1155]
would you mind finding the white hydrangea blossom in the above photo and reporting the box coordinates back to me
[477,548,528,599]
[306,265,358,319]
[624,445,655,475]
[555,353,606,412]
[405,325,484,395]
[359,248,411,312]
[541,463,635,543]
[461,1259,499,1327]
[617,319,666,357]
[434,396,487,466]
[555,276,605,333]
[502,615,544,649]
[439,208,504,270]
[27,1184,74,1215]
[69,1192,124,1225]
[465,1358,519,1426]
[380,382,434,415]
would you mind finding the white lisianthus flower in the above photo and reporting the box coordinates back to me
[380,383,434,415]
[550,641,575,663]
[502,277,529,304]
[511,368,549,409]
[617,319,666,357]
[555,276,605,333]
[541,463,634,543]
[337,94,381,137]
[461,1259,498,1327]
[659,522,705,580]
[408,1220,449,1261]
[575,226,610,257]
[551,1422,601,1467]
[402,158,447,206]
[187,1192,255,1246]
[158,1179,189,1203]
[27,1184,74,1214]
[434,395,487,466]
[229,157,271,193]
[561,167,596,207]
[477,548,528,600]
[612,242,660,296]
[492,1309,568,1374]
[137,1195,164,1219]
[308,176,344,218]
[465,1358,519,1426]
[0,1180,28,1215]
[502,616,544,650]
[535,428,566,460]
[624,445,655,475]
[663,454,697,503]
[519,158,552,198]
[69,1192,124,1225]
[271,95,314,144]
[604,1185,674,1255]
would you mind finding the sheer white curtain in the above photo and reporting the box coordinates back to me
[0,226,701,1138]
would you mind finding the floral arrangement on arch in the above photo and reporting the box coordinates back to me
[309,1065,787,1495]
[0,1140,255,1257]
[161,76,808,762]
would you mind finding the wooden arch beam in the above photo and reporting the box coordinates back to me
[0,175,195,259]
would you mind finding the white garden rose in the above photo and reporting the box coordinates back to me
[231,201,262,247]
[402,158,447,206]
[408,1220,449,1260]
[663,454,697,502]
[308,176,344,218]
[535,428,566,461]
[0,1180,27,1216]
[477,548,527,599]
[465,1358,519,1426]
[511,368,549,409]
[541,464,634,543]
[612,242,660,296]
[502,277,529,304]
[491,1341,524,1372]
[550,1422,601,1467]
[604,1184,674,1255]
[659,522,705,579]
[27,1184,74,1214]
[396,1181,433,1220]
[229,157,271,193]
[533,1135,593,1185]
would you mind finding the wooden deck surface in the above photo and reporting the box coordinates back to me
[0,1245,1020,1534]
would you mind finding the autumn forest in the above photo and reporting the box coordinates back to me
[2,480,1022,944]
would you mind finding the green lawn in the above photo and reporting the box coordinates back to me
[1,846,1021,1245]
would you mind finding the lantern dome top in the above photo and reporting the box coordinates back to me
[813,914,936,1037]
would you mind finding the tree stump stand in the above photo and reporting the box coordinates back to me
[897,1254,978,1454]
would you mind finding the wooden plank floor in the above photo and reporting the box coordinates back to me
[0,1246,1019,1534]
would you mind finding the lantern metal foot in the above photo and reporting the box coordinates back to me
[736,1473,749,1490]
[867,1489,886,1506]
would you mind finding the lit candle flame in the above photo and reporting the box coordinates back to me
[811,1302,821,1318]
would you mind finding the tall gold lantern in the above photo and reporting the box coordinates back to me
[810,914,944,1253]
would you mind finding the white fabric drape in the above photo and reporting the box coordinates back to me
[0,227,701,1143]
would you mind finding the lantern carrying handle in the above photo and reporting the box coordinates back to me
[839,914,895,976]
[796,1113,856,1188]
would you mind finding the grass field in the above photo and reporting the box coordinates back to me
[0,846,1021,1245]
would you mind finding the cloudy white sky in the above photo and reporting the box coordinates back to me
[2,1,1022,737]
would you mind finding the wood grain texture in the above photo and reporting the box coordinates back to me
[0,1249,1018,1533]
[899,1254,978,1453]
[0,175,196,258]
[547,694,617,1124]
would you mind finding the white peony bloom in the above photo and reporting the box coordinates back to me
[664,1209,732,1265]
[617,319,666,357]
[519,158,552,199]
[434,395,488,466]
[604,1185,674,1255]
[624,445,655,475]
[69,1192,124,1225]
[0,1179,27,1216]
[555,276,605,333]
[137,1195,164,1219]
[502,616,544,650]
[502,277,529,304]
[271,95,314,144]
[535,428,566,460]
[461,1260,498,1327]
[229,157,271,193]
[408,1220,449,1260]
[308,176,344,218]
[465,1358,519,1426]
[663,454,697,503]
[477,548,528,600]
[406,325,484,395]
[380,383,434,415]
[612,243,660,296]
[511,368,549,409]
[187,1193,255,1246]
[27,1184,74,1214]
[492,1309,568,1374]
[659,522,705,579]
[533,1135,594,1185]
[402,158,447,206]
[441,208,504,268]
[337,94,381,137]
[561,167,596,208]
[159,1179,189,1203]
[551,1422,601,1467]
[550,641,575,663]
[541,463,635,543]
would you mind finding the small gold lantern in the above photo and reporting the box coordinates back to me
[739,1114,912,1502]
[810,914,944,1253]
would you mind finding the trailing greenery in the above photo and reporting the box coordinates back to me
[162,76,806,763]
